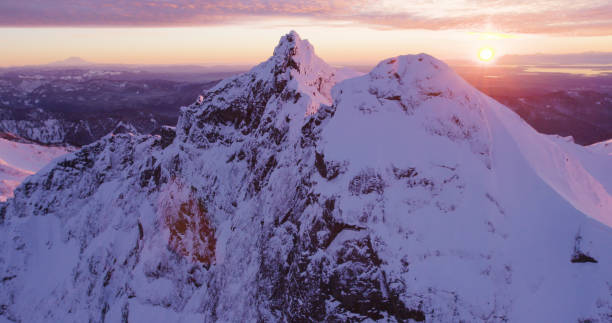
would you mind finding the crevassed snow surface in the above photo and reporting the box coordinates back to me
[0,136,72,201]
[1,31,611,322]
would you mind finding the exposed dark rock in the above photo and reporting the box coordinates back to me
[571,252,598,263]
[315,152,328,178]
[393,166,418,179]
[1,275,16,282]
[326,236,425,322]
[314,152,344,181]
[158,126,176,148]
[349,170,385,195]
[571,234,598,263]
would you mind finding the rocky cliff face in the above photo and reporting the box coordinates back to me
[1,31,612,322]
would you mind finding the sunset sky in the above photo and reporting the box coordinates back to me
[1,0,612,66]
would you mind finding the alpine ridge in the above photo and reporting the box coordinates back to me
[1,31,611,322]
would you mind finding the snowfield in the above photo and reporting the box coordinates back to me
[0,134,72,201]
[590,138,612,156]
[1,31,611,322]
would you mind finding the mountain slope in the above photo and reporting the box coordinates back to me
[1,31,611,322]
[0,133,73,202]
[590,138,612,155]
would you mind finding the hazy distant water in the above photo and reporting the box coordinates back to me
[523,65,612,75]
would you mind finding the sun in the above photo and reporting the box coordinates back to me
[478,47,495,62]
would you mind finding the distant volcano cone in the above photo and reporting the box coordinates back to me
[48,56,91,66]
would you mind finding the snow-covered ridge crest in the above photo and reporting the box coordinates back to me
[590,138,612,155]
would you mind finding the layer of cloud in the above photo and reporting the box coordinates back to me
[498,52,612,65]
[1,0,612,35]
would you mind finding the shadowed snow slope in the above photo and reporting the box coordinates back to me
[1,32,611,322]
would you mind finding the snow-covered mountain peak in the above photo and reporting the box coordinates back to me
[354,53,482,113]
[267,30,360,114]
[178,31,359,148]
[271,30,312,66]
[48,56,92,67]
[328,53,493,169]
[371,54,451,79]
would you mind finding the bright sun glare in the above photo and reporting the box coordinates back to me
[478,47,494,62]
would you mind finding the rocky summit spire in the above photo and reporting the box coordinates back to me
[177,31,359,146]
[271,30,313,72]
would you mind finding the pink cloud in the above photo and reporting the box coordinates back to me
[0,0,611,35]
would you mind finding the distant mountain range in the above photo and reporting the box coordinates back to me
[0,67,221,146]
[1,56,251,76]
